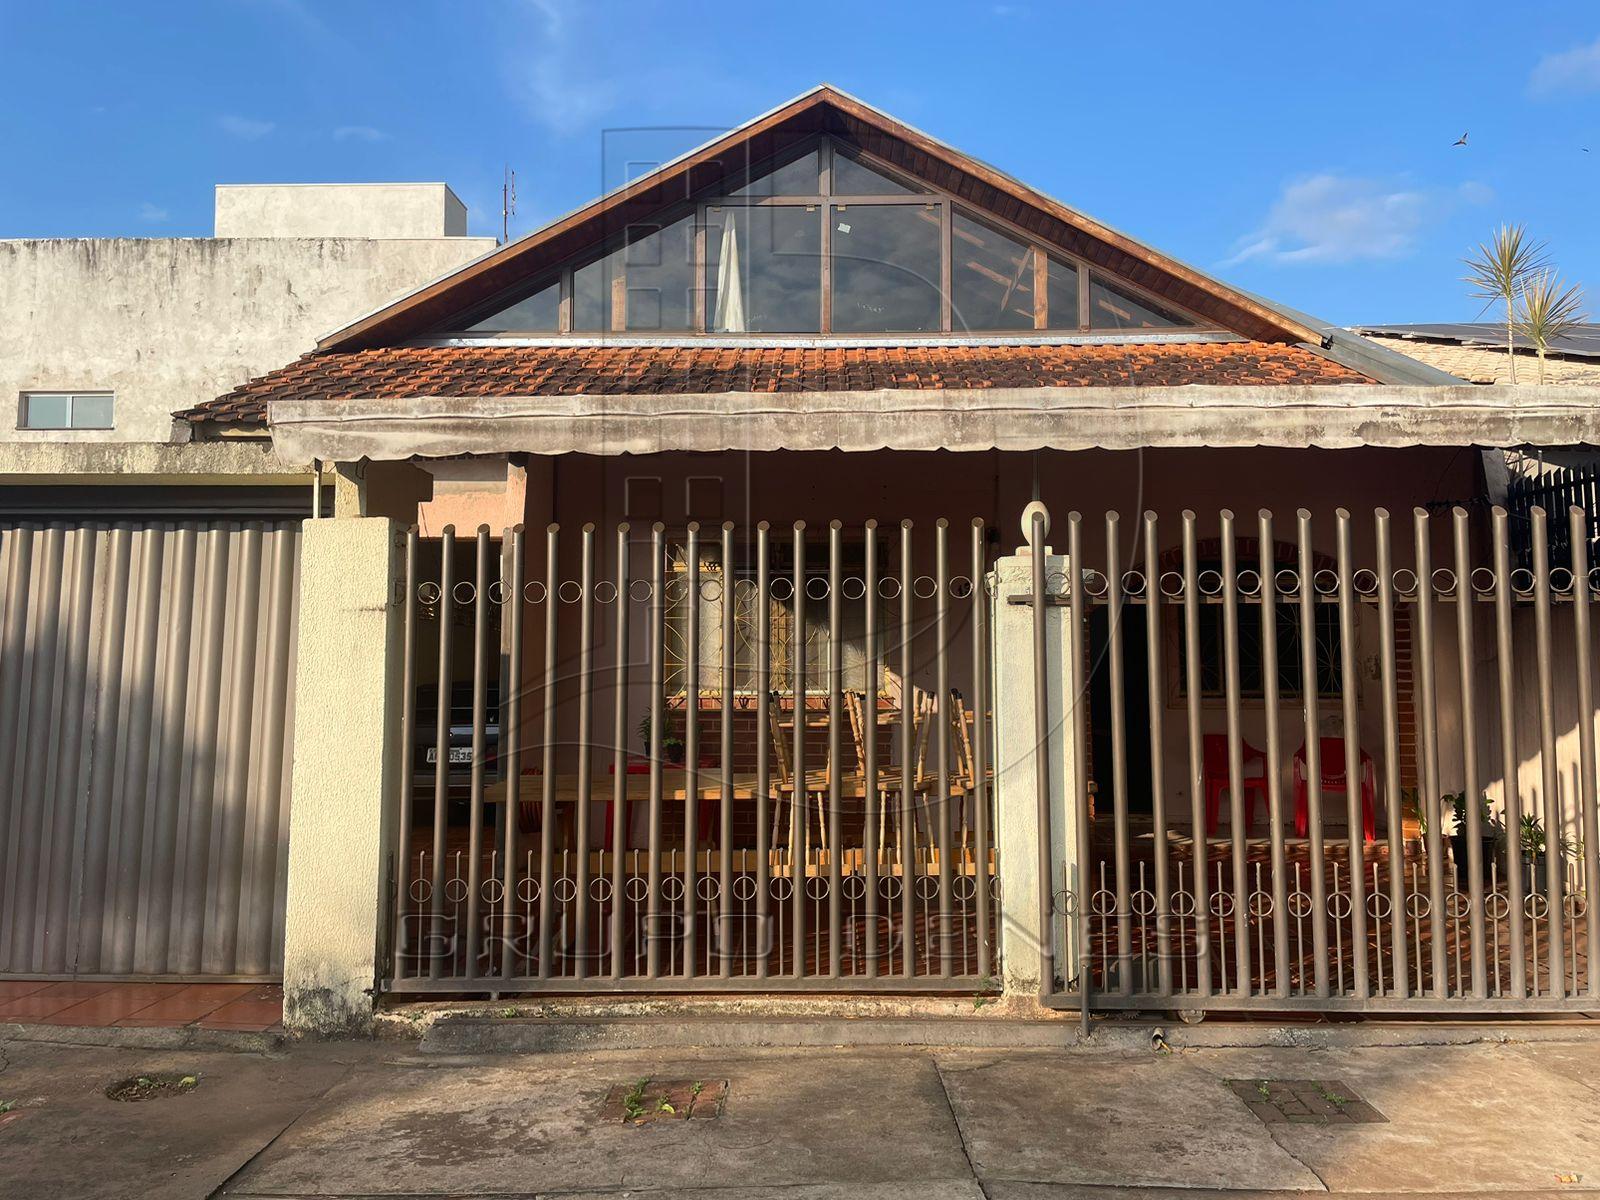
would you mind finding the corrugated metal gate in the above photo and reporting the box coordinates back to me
[0,519,300,981]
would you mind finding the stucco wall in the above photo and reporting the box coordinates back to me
[0,233,493,445]
[214,183,469,239]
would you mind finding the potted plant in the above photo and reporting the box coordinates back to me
[1519,813,1548,896]
[1443,792,1503,890]
[637,714,686,767]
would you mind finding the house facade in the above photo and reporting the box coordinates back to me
[7,87,1600,1031]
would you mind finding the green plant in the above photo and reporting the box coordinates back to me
[1516,271,1588,384]
[1520,814,1548,858]
[1464,224,1549,384]
[623,1077,651,1122]
[637,715,685,762]
[1422,792,1501,838]
[0,1100,14,1114]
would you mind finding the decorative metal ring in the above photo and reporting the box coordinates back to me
[1484,891,1511,920]
[517,876,541,904]
[806,576,830,601]
[733,578,758,603]
[695,578,720,603]
[1405,892,1431,919]
[1083,570,1109,599]
[1470,566,1497,595]
[1275,568,1302,597]
[951,874,978,902]
[591,877,614,904]
[594,580,620,605]
[913,575,939,600]
[1431,567,1458,597]
[841,575,867,601]
[1053,887,1078,918]
[770,875,795,902]
[1313,568,1340,596]
[949,575,975,600]
[696,875,721,902]
[453,580,477,606]
[1590,566,1600,594]
[1510,568,1535,595]
[914,874,940,900]
[1090,888,1116,917]
[1446,891,1471,920]
[878,577,902,600]
[731,874,758,902]
[1132,887,1157,917]
[1236,568,1262,597]
[1564,890,1587,919]
[1328,891,1354,919]
[1525,892,1550,919]
[805,875,830,900]
[557,580,584,604]
[770,577,796,601]
[664,578,689,604]
[842,873,869,901]
[1367,890,1392,919]
[523,580,547,604]
[1287,890,1313,919]
[1171,888,1197,918]
[486,580,510,605]
[879,874,904,901]
[989,875,1002,900]
[417,581,442,606]
[1160,571,1186,599]
[1210,890,1235,918]
[1248,890,1273,918]
[660,876,686,903]
[1045,569,1069,597]
[1391,568,1419,597]
[1122,570,1147,597]
[482,878,505,905]
[1198,569,1224,596]
[409,878,431,904]
[552,875,578,903]
[1353,568,1380,596]
[1550,567,1575,594]
[624,875,650,902]
[444,877,469,903]
[629,579,653,602]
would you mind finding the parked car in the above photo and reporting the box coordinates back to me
[413,682,500,780]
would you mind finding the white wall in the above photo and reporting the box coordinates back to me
[214,183,469,239]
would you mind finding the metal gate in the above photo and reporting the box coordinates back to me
[0,519,300,980]
[387,518,998,992]
[1042,504,1598,1013]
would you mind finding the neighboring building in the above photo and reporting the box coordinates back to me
[1353,322,1600,386]
[7,87,1600,1035]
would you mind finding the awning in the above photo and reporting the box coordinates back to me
[267,384,1600,464]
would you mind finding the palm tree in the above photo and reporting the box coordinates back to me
[1463,224,1548,384]
[1515,271,1587,385]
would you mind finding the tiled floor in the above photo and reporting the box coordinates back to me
[0,980,282,1031]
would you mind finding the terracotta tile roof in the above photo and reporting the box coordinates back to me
[182,341,1373,425]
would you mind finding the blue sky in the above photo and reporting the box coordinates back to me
[4,0,1600,325]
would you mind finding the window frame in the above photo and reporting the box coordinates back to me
[19,391,115,431]
[436,136,1212,338]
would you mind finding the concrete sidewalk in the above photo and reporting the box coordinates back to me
[2,1028,1599,1198]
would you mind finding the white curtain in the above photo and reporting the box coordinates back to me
[714,214,746,333]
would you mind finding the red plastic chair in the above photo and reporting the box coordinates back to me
[1202,734,1271,835]
[1292,739,1376,842]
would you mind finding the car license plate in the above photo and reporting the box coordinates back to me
[425,747,473,764]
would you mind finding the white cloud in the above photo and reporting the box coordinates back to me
[500,0,617,134]
[217,114,276,140]
[138,202,169,223]
[334,124,389,143]
[1223,173,1463,267]
[1530,36,1600,98]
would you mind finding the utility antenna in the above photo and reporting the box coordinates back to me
[501,165,517,244]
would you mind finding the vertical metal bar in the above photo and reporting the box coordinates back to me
[971,518,991,980]
[572,525,596,978]
[720,522,735,978]
[645,523,666,978]
[1180,512,1211,996]
[791,521,808,977]
[1451,508,1488,998]
[1491,507,1529,993]
[1105,514,1132,995]
[1219,511,1251,993]
[1375,511,1409,997]
[683,522,700,977]
[1413,508,1448,997]
[1532,507,1567,995]
[755,523,772,979]
[1029,510,1055,999]
[899,520,915,976]
[428,526,455,980]
[935,520,953,977]
[1067,513,1091,1029]
[1144,513,1173,995]
[1336,510,1370,998]
[1298,510,1330,996]
[1258,512,1291,997]
[500,526,525,979]
[393,528,419,981]
[828,520,844,978]
[865,520,881,976]
[610,523,630,979]
[537,525,559,978]
[1571,505,1600,997]
[464,526,491,979]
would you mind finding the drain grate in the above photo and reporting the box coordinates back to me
[600,1078,728,1125]
[1228,1078,1386,1125]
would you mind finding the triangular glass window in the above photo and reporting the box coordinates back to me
[951,212,1034,332]
[832,153,916,196]
[1088,274,1194,330]
[729,149,821,198]
[461,279,560,333]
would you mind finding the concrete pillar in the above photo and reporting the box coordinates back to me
[991,530,1078,1000]
[282,517,403,1034]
